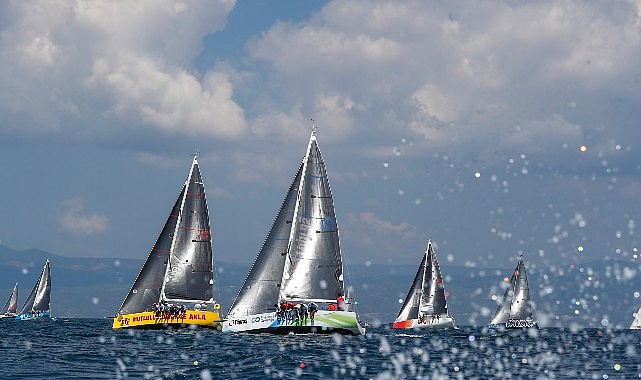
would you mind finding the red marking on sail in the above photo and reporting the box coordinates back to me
[197,229,210,240]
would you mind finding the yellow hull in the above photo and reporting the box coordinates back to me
[112,310,221,330]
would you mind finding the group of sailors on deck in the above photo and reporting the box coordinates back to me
[418,313,442,324]
[151,301,186,318]
[276,293,346,325]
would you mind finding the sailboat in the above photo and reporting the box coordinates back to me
[112,156,222,329]
[16,260,52,320]
[223,129,365,335]
[0,283,18,319]
[488,255,539,329]
[630,308,641,329]
[392,240,456,329]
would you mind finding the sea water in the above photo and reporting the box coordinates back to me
[0,318,640,379]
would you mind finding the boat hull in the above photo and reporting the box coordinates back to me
[488,320,540,329]
[391,316,456,330]
[15,311,51,320]
[112,310,222,330]
[223,310,365,335]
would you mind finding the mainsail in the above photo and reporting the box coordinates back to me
[490,256,533,324]
[117,156,214,315]
[18,260,51,315]
[279,131,344,302]
[1,283,18,315]
[421,242,448,316]
[395,241,450,322]
[161,157,214,303]
[227,163,303,318]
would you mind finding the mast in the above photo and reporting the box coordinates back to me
[418,243,429,314]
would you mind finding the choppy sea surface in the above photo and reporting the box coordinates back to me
[1,318,640,379]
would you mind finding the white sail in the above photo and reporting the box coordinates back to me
[1,283,18,316]
[489,256,537,328]
[161,156,215,303]
[630,306,641,329]
[16,259,51,319]
[279,131,344,303]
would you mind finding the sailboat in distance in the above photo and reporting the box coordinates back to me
[0,283,18,319]
[392,240,456,329]
[630,307,641,329]
[488,255,539,329]
[16,260,52,320]
[223,128,365,335]
[113,155,222,329]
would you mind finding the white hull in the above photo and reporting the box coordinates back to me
[223,310,365,335]
[488,320,540,329]
[392,315,456,330]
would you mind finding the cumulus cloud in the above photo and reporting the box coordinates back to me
[58,197,108,235]
[0,0,245,140]
[247,0,641,166]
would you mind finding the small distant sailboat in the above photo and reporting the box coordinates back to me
[16,260,52,320]
[112,156,222,329]
[0,283,18,319]
[630,306,641,329]
[392,240,456,329]
[223,128,365,335]
[488,255,539,329]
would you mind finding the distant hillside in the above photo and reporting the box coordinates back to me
[1,245,640,328]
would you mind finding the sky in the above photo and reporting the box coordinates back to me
[0,0,640,278]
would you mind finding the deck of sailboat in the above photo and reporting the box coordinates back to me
[113,310,222,330]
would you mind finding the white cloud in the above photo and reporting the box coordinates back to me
[358,212,416,238]
[58,197,108,235]
[247,0,641,165]
[0,0,244,139]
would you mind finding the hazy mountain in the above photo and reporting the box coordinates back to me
[1,245,639,328]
